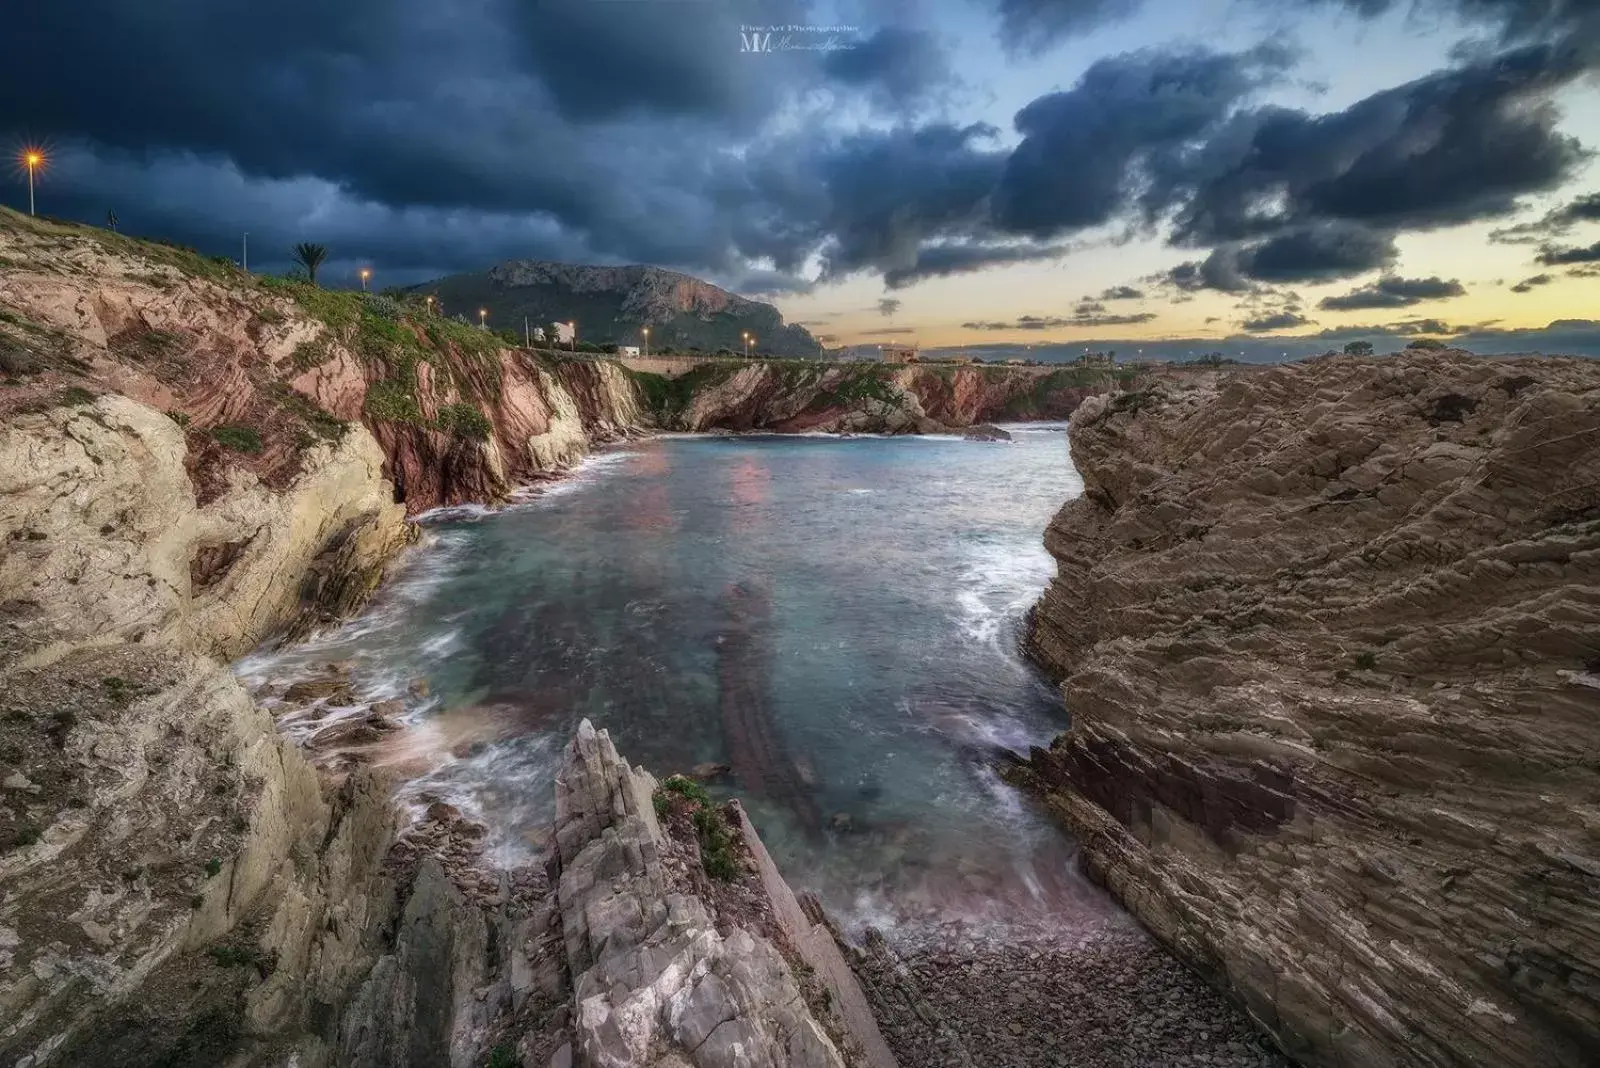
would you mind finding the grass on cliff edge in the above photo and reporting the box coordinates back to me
[653,775,740,880]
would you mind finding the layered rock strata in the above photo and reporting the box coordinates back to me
[660,361,1111,434]
[552,720,887,1068]
[1022,352,1600,1067]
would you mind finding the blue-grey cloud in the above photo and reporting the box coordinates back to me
[1511,273,1555,291]
[1538,239,1600,263]
[1319,275,1467,309]
[823,27,952,108]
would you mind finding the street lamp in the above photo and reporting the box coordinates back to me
[359,268,371,292]
[479,308,488,330]
[570,321,577,352]
[425,295,435,317]
[642,326,650,357]
[21,148,44,217]
[749,335,756,358]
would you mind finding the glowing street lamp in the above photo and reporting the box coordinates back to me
[642,326,650,357]
[479,308,488,330]
[742,331,751,358]
[359,267,371,292]
[425,295,435,317]
[749,335,756,358]
[21,148,44,216]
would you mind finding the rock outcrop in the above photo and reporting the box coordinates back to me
[1021,352,1600,1067]
[0,208,647,518]
[643,361,1113,434]
[553,721,888,1068]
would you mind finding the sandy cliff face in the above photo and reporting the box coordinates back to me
[1021,352,1600,1067]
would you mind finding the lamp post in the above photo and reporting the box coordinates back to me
[749,335,756,358]
[359,268,371,292]
[425,295,435,317]
[742,331,750,358]
[570,321,577,352]
[479,308,488,331]
[242,232,248,271]
[642,326,649,357]
[22,149,44,216]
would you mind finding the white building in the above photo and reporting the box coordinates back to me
[531,326,546,343]
[550,321,575,345]
[618,345,641,357]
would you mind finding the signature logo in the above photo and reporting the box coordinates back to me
[739,25,859,54]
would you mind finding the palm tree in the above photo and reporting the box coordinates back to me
[292,242,329,286]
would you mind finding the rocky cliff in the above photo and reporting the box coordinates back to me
[0,209,644,518]
[1020,351,1600,1067]
[416,260,823,357]
[633,360,1115,434]
[0,209,897,1067]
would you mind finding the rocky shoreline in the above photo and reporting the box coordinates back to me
[854,920,1288,1068]
[1019,351,1600,1067]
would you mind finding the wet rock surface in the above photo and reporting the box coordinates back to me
[962,423,1013,442]
[1023,351,1600,1067]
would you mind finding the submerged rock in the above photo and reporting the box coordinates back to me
[1021,351,1600,1068]
[962,423,1012,442]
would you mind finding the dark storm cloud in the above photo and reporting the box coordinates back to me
[1100,285,1145,299]
[880,240,1068,289]
[1537,239,1600,263]
[3,0,1596,298]
[0,0,835,280]
[1167,223,1395,290]
[1511,272,1554,291]
[1242,310,1313,331]
[823,27,952,108]
[1156,42,1591,252]
[1490,191,1600,242]
[759,122,1007,282]
[992,0,1143,52]
[1318,275,1467,309]
[992,43,1295,237]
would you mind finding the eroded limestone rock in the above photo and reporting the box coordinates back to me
[1022,352,1600,1068]
[554,720,848,1068]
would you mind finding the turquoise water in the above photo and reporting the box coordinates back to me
[240,428,1117,932]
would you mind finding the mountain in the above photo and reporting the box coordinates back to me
[410,260,823,356]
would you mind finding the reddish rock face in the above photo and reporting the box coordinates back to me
[1021,352,1600,1068]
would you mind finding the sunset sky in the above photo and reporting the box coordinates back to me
[3,0,1596,357]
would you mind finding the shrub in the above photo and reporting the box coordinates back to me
[361,293,403,321]
[1353,650,1378,670]
[660,774,712,807]
[208,945,259,968]
[210,425,263,453]
[436,402,493,441]
[693,806,739,881]
[1406,338,1447,351]
[364,379,424,425]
